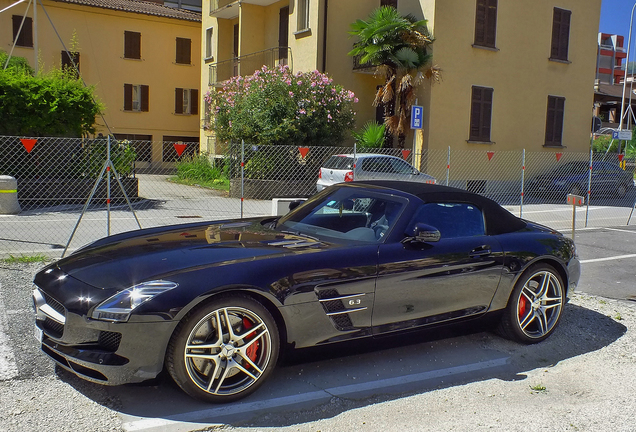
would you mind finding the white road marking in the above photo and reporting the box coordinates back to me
[580,254,636,264]
[0,293,19,381]
[604,228,636,234]
[122,357,509,431]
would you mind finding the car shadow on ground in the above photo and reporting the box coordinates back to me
[56,302,626,429]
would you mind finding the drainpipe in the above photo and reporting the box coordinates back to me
[321,0,328,73]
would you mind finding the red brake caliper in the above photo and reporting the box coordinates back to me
[242,317,259,365]
[518,296,528,320]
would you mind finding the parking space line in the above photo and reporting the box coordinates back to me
[122,357,509,431]
[580,254,636,264]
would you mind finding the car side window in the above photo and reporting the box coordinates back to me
[361,157,391,173]
[408,202,485,239]
[390,158,415,174]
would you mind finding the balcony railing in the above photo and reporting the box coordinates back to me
[352,53,375,73]
[208,47,292,86]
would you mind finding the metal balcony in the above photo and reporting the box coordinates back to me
[208,47,292,86]
[210,0,281,18]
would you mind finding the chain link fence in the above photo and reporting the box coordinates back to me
[1,135,635,258]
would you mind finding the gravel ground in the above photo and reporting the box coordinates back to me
[1,262,635,432]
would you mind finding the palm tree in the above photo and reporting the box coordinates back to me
[349,6,439,148]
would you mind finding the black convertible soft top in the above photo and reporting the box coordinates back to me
[353,180,527,235]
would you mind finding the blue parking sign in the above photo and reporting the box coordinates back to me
[411,105,423,130]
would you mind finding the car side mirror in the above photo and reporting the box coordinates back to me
[405,223,441,243]
[288,200,304,212]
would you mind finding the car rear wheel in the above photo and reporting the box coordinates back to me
[617,183,628,198]
[497,264,565,344]
[166,295,279,403]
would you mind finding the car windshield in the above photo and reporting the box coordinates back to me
[277,187,408,243]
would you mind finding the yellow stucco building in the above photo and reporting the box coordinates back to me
[1,0,201,168]
[201,0,601,161]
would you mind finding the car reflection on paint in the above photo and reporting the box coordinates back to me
[32,181,579,403]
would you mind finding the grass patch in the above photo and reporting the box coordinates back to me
[614,313,623,321]
[170,154,230,192]
[530,384,547,393]
[2,254,49,264]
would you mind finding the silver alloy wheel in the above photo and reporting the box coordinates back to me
[617,184,627,198]
[183,306,273,396]
[515,270,563,339]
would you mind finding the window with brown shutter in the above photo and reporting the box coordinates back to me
[469,86,493,142]
[124,84,149,112]
[124,31,141,59]
[474,0,497,48]
[545,96,565,146]
[61,51,80,78]
[12,15,33,47]
[175,89,199,115]
[176,38,191,64]
[550,8,571,62]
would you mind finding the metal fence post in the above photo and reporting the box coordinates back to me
[446,146,450,186]
[353,142,357,181]
[520,149,525,218]
[585,146,593,227]
[241,140,245,219]
[107,135,111,236]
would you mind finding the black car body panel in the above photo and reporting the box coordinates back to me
[32,181,580,388]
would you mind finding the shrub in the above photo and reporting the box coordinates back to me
[175,154,228,184]
[205,65,357,147]
[352,121,386,148]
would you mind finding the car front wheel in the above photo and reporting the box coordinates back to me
[166,295,279,403]
[497,264,565,344]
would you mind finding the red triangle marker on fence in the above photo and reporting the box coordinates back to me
[401,149,411,160]
[486,151,494,161]
[298,147,309,159]
[556,152,563,162]
[173,143,187,157]
[619,154,624,162]
[20,138,37,153]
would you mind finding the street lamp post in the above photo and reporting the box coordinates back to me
[619,2,636,133]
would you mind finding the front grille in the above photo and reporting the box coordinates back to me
[98,331,122,352]
[42,317,64,338]
[42,292,65,316]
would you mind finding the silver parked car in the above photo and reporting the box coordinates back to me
[317,153,436,191]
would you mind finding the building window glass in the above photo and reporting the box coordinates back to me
[297,0,310,32]
[545,96,565,147]
[12,15,33,48]
[175,88,199,115]
[380,0,397,7]
[474,0,497,48]
[61,51,80,78]
[205,28,214,60]
[124,84,149,112]
[124,31,141,59]
[550,8,571,62]
[469,86,493,142]
[176,37,191,65]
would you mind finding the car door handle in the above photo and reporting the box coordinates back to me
[469,246,492,258]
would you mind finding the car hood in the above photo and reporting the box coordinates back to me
[51,218,331,289]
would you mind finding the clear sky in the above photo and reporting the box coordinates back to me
[600,0,635,38]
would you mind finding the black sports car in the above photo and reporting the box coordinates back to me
[32,181,580,403]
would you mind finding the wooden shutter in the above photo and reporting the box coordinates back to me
[470,86,493,142]
[176,38,191,64]
[474,0,497,48]
[141,85,149,112]
[124,84,133,111]
[551,8,571,61]
[12,15,33,47]
[124,31,141,59]
[175,88,184,114]
[190,89,199,115]
[545,96,565,146]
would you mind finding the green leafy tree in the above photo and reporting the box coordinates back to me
[0,52,102,137]
[349,6,439,147]
[352,121,386,148]
[204,65,357,147]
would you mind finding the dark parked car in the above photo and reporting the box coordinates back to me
[526,160,634,199]
[33,181,579,403]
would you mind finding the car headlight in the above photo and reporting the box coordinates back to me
[554,180,566,187]
[91,280,178,322]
